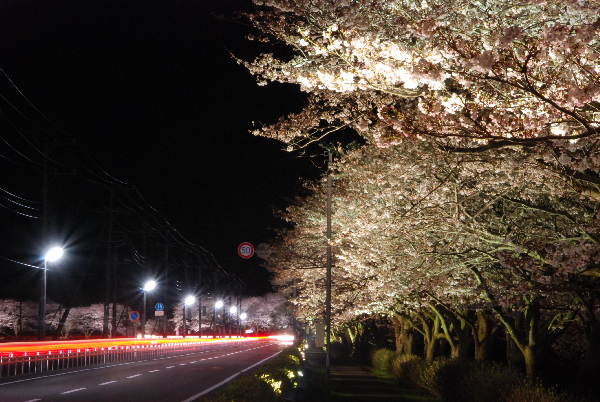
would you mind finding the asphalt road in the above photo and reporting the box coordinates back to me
[0,340,287,402]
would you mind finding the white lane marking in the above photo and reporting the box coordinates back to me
[166,366,175,369]
[179,363,186,366]
[126,374,142,379]
[24,399,41,402]
[181,351,282,402]
[148,370,160,372]
[99,381,117,386]
[61,388,86,394]
[190,361,196,363]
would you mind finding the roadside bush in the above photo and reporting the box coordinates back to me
[506,382,588,402]
[390,354,426,389]
[207,373,279,402]
[372,348,397,372]
[419,358,522,402]
[206,346,303,402]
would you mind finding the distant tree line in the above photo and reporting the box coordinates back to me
[0,294,293,339]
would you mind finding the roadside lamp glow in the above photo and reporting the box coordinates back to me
[40,246,64,341]
[182,296,195,337]
[45,247,63,262]
[141,280,156,338]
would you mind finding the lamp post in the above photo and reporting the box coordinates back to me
[183,296,195,338]
[39,246,63,341]
[142,280,156,338]
[229,306,237,336]
[240,312,247,336]
[214,300,223,336]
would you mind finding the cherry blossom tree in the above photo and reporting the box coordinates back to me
[243,1,600,145]
[264,138,600,375]
[0,300,39,337]
[242,293,294,332]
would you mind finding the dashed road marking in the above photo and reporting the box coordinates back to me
[148,370,160,373]
[166,366,175,369]
[61,388,86,394]
[126,374,142,379]
[99,381,117,386]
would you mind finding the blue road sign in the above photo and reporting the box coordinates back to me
[155,303,165,311]
[129,311,140,321]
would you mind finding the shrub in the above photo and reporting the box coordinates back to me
[419,358,522,402]
[390,354,427,389]
[206,346,303,402]
[506,382,587,402]
[206,373,279,402]
[372,348,397,372]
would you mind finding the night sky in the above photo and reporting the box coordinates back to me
[0,1,324,305]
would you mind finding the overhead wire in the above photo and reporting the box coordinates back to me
[0,70,235,281]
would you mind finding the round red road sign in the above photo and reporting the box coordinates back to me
[238,242,254,259]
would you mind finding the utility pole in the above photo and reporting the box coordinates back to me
[162,230,169,337]
[198,262,202,338]
[293,278,297,335]
[39,143,49,341]
[325,150,333,396]
[103,188,114,338]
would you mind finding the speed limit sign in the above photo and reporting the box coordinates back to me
[238,242,254,259]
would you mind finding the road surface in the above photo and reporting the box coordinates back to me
[0,340,286,402]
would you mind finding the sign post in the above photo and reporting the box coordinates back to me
[129,311,140,322]
[238,242,254,259]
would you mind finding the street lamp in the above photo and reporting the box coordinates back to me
[183,296,195,338]
[214,300,223,337]
[40,246,63,341]
[229,306,237,336]
[142,280,156,338]
[240,312,247,336]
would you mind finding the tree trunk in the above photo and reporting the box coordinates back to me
[393,315,417,355]
[425,337,438,362]
[450,335,471,358]
[473,311,498,361]
[523,346,536,379]
[53,307,71,340]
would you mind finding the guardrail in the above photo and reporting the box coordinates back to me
[0,336,263,378]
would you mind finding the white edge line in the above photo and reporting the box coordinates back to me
[181,351,282,402]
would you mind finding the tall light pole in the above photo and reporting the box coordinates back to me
[142,280,156,338]
[326,150,333,394]
[183,296,195,338]
[240,312,247,336]
[214,300,223,336]
[229,306,237,336]
[40,246,63,341]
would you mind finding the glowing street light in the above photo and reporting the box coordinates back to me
[40,246,63,341]
[213,300,223,337]
[183,296,195,338]
[142,280,156,338]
